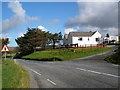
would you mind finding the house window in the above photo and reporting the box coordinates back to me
[88,37,89,41]
[78,37,82,41]
[96,38,99,42]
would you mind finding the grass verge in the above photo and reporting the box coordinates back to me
[0,59,2,90]
[2,59,29,88]
[105,52,120,65]
[22,47,112,61]
[2,53,16,58]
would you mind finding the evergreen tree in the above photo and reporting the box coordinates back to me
[49,32,62,49]
[15,28,50,56]
[106,33,110,38]
[15,28,63,57]
[2,38,9,45]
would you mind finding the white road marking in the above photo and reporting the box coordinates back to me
[22,66,42,76]
[112,64,119,67]
[46,62,56,63]
[47,79,56,85]
[23,66,56,86]
[29,69,41,76]
[76,68,120,78]
[30,69,57,86]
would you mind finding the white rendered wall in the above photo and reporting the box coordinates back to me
[72,32,102,46]
[110,36,119,42]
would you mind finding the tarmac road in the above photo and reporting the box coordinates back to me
[16,47,119,88]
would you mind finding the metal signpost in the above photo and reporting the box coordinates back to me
[1,45,10,60]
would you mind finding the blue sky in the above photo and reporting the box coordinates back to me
[2,2,79,46]
[1,1,118,47]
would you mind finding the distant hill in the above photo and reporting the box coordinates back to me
[8,47,20,53]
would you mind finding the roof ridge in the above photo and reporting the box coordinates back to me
[69,31,95,37]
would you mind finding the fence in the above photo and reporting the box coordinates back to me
[70,44,107,52]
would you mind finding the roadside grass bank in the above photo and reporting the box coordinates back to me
[22,47,112,61]
[0,59,2,89]
[2,59,29,88]
[2,53,16,58]
[105,52,120,65]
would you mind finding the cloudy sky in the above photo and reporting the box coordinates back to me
[1,1,118,46]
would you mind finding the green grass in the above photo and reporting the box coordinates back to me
[105,52,120,65]
[2,53,16,58]
[22,47,112,61]
[0,59,2,90]
[2,59,29,88]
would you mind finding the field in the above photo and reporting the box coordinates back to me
[2,59,29,88]
[22,47,112,61]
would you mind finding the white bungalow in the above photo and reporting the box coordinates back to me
[104,35,119,44]
[63,31,102,47]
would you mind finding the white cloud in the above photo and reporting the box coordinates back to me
[37,25,47,32]
[64,26,118,36]
[64,2,118,36]
[64,28,77,34]
[2,15,25,32]
[77,0,119,2]
[102,27,118,36]
[64,26,99,34]
[76,26,99,32]
[39,18,60,25]
[2,2,38,32]
[77,26,118,36]
[8,1,26,17]
[0,33,10,39]
[18,33,24,37]
[26,15,39,22]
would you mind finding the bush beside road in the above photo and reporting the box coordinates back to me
[104,46,120,65]
[105,53,120,65]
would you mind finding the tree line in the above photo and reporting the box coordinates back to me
[1,38,9,46]
[15,28,62,57]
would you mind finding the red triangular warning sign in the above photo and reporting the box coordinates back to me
[1,45,10,52]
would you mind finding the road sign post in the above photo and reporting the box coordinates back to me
[5,52,6,60]
[1,45,10,60]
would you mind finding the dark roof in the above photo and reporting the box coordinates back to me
[69,31,96,37]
